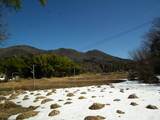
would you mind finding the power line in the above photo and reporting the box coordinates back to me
[81,20,152,51]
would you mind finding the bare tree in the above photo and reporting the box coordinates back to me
[130,18,160,83]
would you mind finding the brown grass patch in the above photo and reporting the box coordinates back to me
[35,93,41,96]
[84,115,105,120]
[130,102,138,106]
[48,110,60,116]
[41,98,53,104]
[0,96,6,101]
[16,110,39,120]
[89,103,105,110]
[66,93,74,97]
[0,72,128,90]
[0,90,14,96]
[50,104,61,109]
[46,92,53,96]
[146,105,158,109]
[113,99,120,102]
[33,99,39,103]
[0,101,38,120]
[64,101,72,105]
[30,92,34,95]
[116,110,125,114]
[9,94,18,100]
[128,94,138,99]
[78,96,86,99]
[23,95,29,100]
[80,92,87,94]
[67,98,72,100]
[92,96,96,98]
[35,96,46,100]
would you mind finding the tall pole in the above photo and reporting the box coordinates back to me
[33,64,35,90]
[74,67,75,76]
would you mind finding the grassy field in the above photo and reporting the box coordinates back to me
[0,72,128,90]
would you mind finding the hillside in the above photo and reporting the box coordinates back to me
[0,45,127,61]
[0,45,131,72]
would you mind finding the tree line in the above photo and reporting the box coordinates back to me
[0,54,82,79]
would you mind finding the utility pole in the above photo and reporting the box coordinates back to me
[32,64,35,90]
[74,67,76,76]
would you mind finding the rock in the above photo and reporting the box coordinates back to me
[89,103,105,110]
[128,94,138,99]
[130,102,138,106]
[84,115,106,120]
[50,104,61,109]
[146,105,158,109]
[116,110,125,114]
[48,110,60,116]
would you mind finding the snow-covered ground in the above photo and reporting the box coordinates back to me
[6,80,160,120]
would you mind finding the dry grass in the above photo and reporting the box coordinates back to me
[50,104,61,109]
[48,110,60,116]
[16,110,39,120]
[41,98,53,104]
[0,96,6,101]
[113,99,121,101]
[128,94,139,99]
[0,72,128,90]
[46,92,53,96]
[146,105,158,109]
[35,96,46,100]
[66,93,75,97]
[130,102,138,106]
[64,101,72,105]
[89,103,105,110]
[0,101,38,120]
[84,115,106,120]
[116,110,125,114]
[78,96,86,99]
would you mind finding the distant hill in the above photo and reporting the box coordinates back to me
[0,45,131,72]
[0,45,127,61]
[0,45,46,57]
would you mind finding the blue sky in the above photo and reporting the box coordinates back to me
[2,0,160,58]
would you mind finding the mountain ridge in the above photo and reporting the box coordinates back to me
[0,45,128,62]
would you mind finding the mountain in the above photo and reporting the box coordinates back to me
[0,45,46,57]
[0,45,127,62]
[0,45,131,72]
